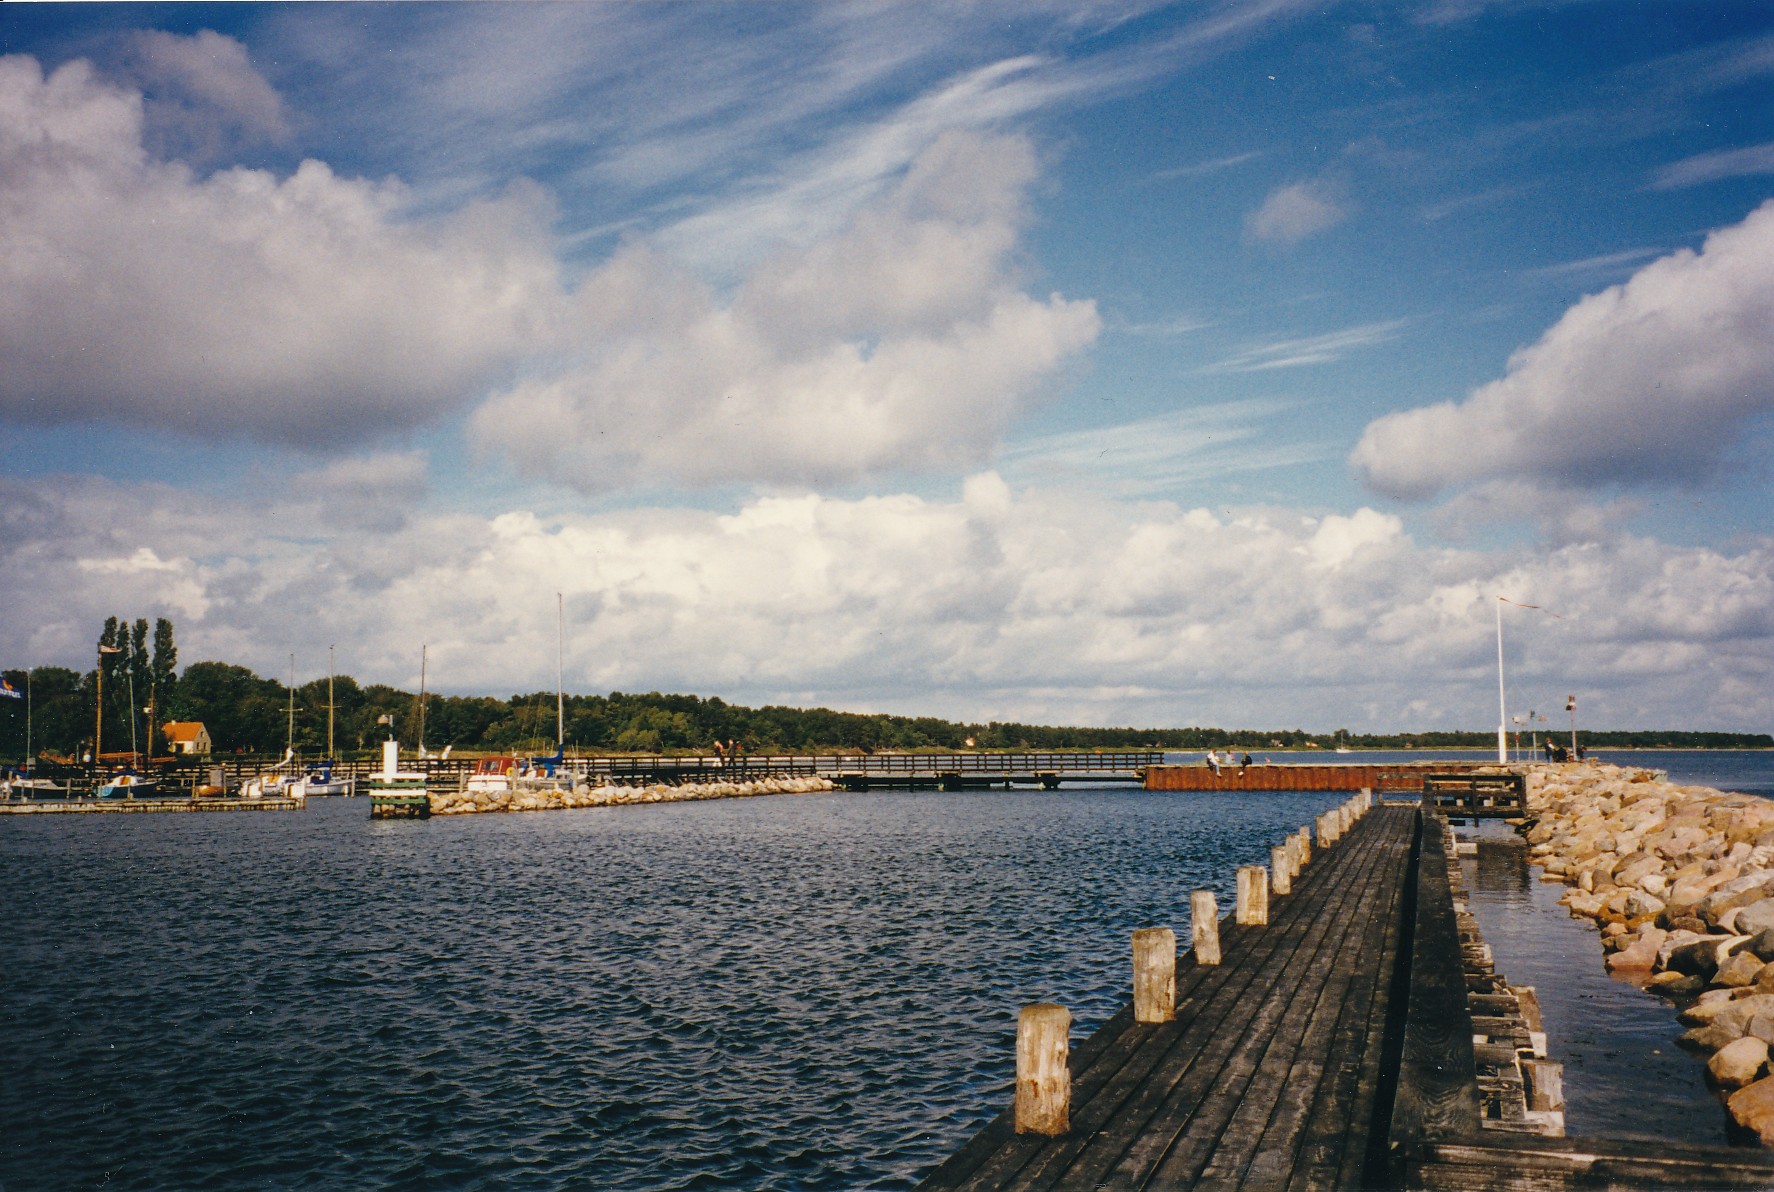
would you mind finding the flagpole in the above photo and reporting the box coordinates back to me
[1496,599,1507,763]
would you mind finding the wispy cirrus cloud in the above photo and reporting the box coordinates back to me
[1203,320,1408,373]
[998,401,1330,497]
[1650,140,1774,190]
[1525,246,1665,280]
[1155,149,1263,180]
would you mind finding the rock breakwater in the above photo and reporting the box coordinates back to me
[1524,761,1774,1143]
[430,774,834,815]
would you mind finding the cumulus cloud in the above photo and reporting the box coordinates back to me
[1352,199,1774,501]
[1245,179,1347,244]
[4,473,1771,731]
[0,53,562,448]
[129,30,291,159]
[470,131,1101,491]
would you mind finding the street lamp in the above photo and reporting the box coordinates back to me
[1495,596,1563,764]
[1567,694,1578,759]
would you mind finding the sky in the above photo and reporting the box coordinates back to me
[3,0,1773,734]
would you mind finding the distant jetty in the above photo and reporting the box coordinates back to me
[429,774,832,815]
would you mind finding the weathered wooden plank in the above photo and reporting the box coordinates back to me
[1302,808,1419,1190]
[987,836,1377,1191]
[1200,808,1416,1190]
[1068,811,1409,1189]
[1412,1134,1774,1190]
[1385,810,1484,1183]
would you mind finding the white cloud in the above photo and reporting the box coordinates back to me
[470,131,1101,491]
[1245,179,1348,245]
[5,473,1771,732]
[0,53,562,448]
[1352,199,1774,500]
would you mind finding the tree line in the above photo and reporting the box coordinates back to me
[3,620,1770,761]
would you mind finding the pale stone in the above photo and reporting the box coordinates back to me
[1740,898,1774,938]
[1729,1075,1774,1145]
[1718,951,1766,988]
[1711,1037,1770,1089]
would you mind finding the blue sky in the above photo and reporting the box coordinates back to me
[4,1,1774,733]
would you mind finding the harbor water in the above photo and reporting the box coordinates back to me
[3,750,1770,1189]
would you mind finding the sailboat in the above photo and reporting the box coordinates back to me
[242,655,300,799]
[468,598,577,797]
[3,671,64,799]
[516,595,578,793]
[97,663,159,799]
[300,647,355,796]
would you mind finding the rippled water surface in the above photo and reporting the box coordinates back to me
[2,786,1345,1191]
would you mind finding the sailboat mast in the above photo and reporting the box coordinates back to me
[327,645,336,758]
[419,644,427,755]
[556,592,565,753]
[25,669,31,766]
[287,653,296,760]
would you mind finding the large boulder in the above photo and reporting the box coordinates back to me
[1607,928,1668,972]
[1729,1076,1774,1145]
[1711,1037,1771,1089]
[1738,898,1774,938]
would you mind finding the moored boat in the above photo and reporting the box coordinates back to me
[95,770,158,799]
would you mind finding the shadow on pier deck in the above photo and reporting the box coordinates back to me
[918,803,1774,1190]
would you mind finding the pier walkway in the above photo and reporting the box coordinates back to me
[919,801,1774,1190]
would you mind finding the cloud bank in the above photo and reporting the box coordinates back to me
[1352,199,1774,500]
[5,473,1770,732]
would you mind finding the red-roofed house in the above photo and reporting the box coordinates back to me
[163,722,212,755]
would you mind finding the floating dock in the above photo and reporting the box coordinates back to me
[918,800,1774,1190]
[1141,760,1497,794]
[0,795,303,815]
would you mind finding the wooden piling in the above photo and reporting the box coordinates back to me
[1523,1057,1565,1112]
[1132,928,1176,1024]
[1272,844,1292,896]
[1015,1003,1071,1135]
[1300,825,1313,865]
[1191,890,1222,965]
[1236,865,1269,926]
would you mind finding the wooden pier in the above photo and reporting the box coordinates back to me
[919,800,1774,1190]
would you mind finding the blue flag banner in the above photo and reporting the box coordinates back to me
[0,678,21,700]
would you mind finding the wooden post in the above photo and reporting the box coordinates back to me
[1190,890,1221,965]
[1271,844,1292,895]
[1236,865,1269,925]
[1299,825,1312,865]
[1131,928,1176,1024]
[1523,1057,1564,1112]
[1016,1003,1071,1135]
[1317,812,1334,847]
